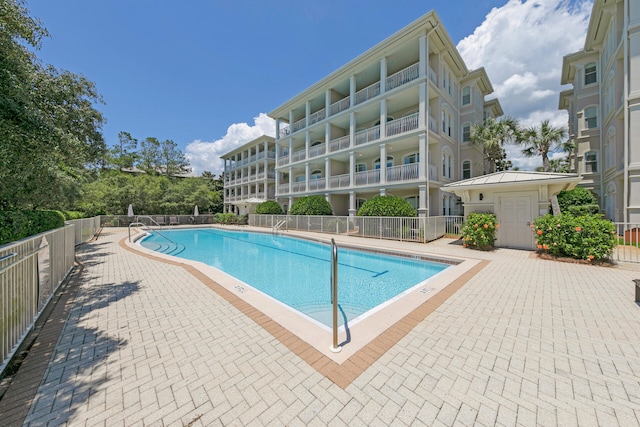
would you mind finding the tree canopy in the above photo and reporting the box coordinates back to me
[470,116,519,174]
[520,119,567,172]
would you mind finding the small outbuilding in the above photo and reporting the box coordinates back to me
[443,171,581,250]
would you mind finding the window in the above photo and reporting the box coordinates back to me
[585,151,598,173]
[356,198,367,210]
[295,174,305,182]
[442,148,454,179]
[405,196,418,210]
[374,156,393,169]
[441,107,453,137]
[310,169,322,180]
[462,123,471,142]
[462,160,471,179]
[584,106,598,129]
[310,140,323,147]
[462,86,471,105]
[404,153,419,164]
[584,63,597,85]
[355,163,367,172]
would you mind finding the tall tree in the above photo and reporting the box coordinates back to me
[520,119,567,172]
[159,139,190,177]
[137,137,161,174]
[0,0,106,209]
[110,131,138,170]
[470,116,520,174]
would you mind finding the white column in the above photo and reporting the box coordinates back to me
[380,144,387,184]
[380,99,387,139]
[349,191,356,217]
[418,133,427,180]
[419,82,427,129]
[349,111,356,148]
[305,131,310,159]
[419,34,427,78]
[288,166,293,194]
[325,122,331,145]
[325,157,331,190]
[349,151,355,190]
[275,119,281,140]
[380,57,387,94]
[419,184,428,217]
[349,75,356,107]
[305,101,311,127]
[325,89,331,113]
[305,162,310,192]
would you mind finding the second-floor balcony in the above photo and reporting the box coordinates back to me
[386,113,419,137]
[329,135,350,153]
[355,125,381,146]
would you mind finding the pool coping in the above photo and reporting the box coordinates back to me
[121,227,488,388]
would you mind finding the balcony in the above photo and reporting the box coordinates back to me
[291,182,306,193]
[354,81,381,105]
[386,63,419,91]
[309,108,326,125]
[292,117,306,133]
[355,170,380,186]
[308,179,326,191]
[329,97,350,116]
[309,143,326,158]
[277,155,290,167]
[428,66,437,85]
[291,148,306,163]
[386,113,419,137]
[428,115,438,133]
[355,125,381,146]
[329,135,350,153]
[279,126,290,138]
[386,163,418,182]
[330,174,350,189]
[278,183,289,193]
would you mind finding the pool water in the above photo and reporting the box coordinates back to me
[140,228,449,327]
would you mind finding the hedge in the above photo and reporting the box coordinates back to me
[357,196,417,217]
[0,210,66,245]
[289,196,333,216]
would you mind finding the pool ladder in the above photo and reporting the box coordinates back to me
[330,238,341,353]
[128,216,179,248]
[272,220,287,234]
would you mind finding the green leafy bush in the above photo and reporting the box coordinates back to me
[0,210,66,245]
[255,201,284,215]
[532,213,616,261]
[289,196,333,216]
[556,187,599,213]
[62,211,86,220]
[215,213,236,224]
[356,196,417,217]
[461,212,498,250]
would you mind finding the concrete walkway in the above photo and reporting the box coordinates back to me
[1,227,639,426]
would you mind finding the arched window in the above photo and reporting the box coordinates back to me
[584,106,598,129]
[462,160,471,179]
[441,147,454,179]
[310,140,323,147]
[310,169,323,180]
[585,151,598,173]
[584,62,597,85]
[404,153,419,164]
[374,156,394,169]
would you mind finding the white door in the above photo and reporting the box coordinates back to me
[498,195,534,249]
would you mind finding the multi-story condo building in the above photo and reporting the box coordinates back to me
[266,10,502,216]
[222,135,277,214]
[559,0,640,222]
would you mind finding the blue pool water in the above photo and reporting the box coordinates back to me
[140,228,449,327]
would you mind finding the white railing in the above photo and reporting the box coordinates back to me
[291,148,306,163]
[355,169,381,186]
[355,81,381,105]
[292,117,306,133]
[309,143,326,158]
[329,174,350,188]
[386,62,419,91]
[308,179,326,191]
[279,126,290,138]
[428,66,437,85]
[330,97,350,116]
[355,125,381,145]
[386,113,419,137]
[613,223,640,263]
[387,163,419,182]
[329,135,350,152]
[249,215,463,243]
[1,223,80,373]
[278,183,289,194]
[309,108,326,125]
[277,155,290,166]
[291,182,306,193]
[66,217,101,245]
[428,115,438,133]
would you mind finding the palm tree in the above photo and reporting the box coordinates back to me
[470,116,520,174]
[520,120,567,172]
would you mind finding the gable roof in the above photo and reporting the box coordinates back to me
[443,171,580,190]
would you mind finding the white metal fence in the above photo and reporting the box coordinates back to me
[613,223,640,263]
[249,215,463,243]
[0,218,101,373]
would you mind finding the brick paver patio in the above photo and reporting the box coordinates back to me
[1,227,639,426]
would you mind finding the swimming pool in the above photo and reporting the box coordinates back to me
[139,228,450,327]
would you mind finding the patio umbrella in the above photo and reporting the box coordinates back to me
[127,204,134,217]
[194,205,199,216]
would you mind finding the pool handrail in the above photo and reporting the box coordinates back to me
[128,217,178,248]
[330,238,341,353]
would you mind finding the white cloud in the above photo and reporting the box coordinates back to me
[457,0,593,170]
[185,113,275,176]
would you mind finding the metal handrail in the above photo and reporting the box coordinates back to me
[330,238,341,353]
[128,219,177,247]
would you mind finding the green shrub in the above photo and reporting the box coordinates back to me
[564,204,600,216]
[215,213,237,224]
[289,196,333,216]
[461,212,498,250]
[532,213,616,261]
[255,201,284,215]
[556,187,598,213]
[62,211,87,220]
[0,210,66,245]
[356,196,417,217]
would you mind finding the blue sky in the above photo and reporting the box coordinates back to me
[26,0,593,175]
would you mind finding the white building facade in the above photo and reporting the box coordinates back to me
[559,0,640,222]
[267,11,502,217]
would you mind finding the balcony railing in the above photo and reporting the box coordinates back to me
[279,126,290,138]
[309,143,326,158]
[428,66,437,85]
[330,174,350,188]
[309,108,326,125]
[386,113,419,137]
[355,169,381,186]
[292,117,306,133]
[291,182,306,193]
[386,62,419,91]
[277,155,290,166]
[428,115,438,133]
[278,183,289,193]
[355,125,380,146]
[386,163,419,182]
[329,135,350,152]
[355,81,381,105]
[308,179,326,191]
[329,97,350,116]
[291,148,306,163]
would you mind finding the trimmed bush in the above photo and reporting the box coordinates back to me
[532,213,617,261]
[0,210,66,245]
[215,213,236,224]
[289,196,333,216]
[356,196,417,217]
[461,212,498,250]
[255,201,284,215]
[62,211,87,220]
[556,187,598,213]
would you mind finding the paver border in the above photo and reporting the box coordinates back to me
[120,236,489,388]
